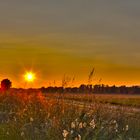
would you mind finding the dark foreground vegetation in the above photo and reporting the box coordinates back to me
[40,84,140,94]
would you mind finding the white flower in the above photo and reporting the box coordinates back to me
[70,130,74,134]
[78,134,81,140]
[115,123,118,129]
[79,122,83,129]
[14,117,17,122]
[30,117,34,122]
[113,120,117,124]
[75,118,78,122]
[90,119,96,129]
[74,134,81,140]
[62,130,69,138]
[126,125,129,131]
[75,119,79,126]
[6,131,9,135]
[71,122,76,128]
[83,122,87,128]
[21,131,24,137]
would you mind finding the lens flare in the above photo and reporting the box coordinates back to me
[24,72,35,82]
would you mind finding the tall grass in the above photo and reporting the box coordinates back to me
[0,91,139,140]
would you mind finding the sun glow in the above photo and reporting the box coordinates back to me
[24,72,35,82]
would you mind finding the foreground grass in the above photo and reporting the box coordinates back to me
[0,91,139,140]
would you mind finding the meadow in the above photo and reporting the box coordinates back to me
[46,93,140,108]
[0,90,139,140]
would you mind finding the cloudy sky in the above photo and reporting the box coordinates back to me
[0,0,140,87]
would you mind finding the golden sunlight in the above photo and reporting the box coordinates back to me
[24,72,35,82]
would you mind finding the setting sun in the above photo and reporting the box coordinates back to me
[24,72,35,82]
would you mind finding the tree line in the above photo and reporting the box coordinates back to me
[40,84,140,94]
[0,78,139,94]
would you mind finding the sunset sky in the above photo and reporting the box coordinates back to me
[0,0,140,87]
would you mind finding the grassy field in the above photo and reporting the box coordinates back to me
[45,93,140,107]
[0,91,139,140]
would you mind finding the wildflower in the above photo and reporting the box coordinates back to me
[115,123,118,129]
[21,131,24,137]
[125,125,129,131]
[113,120,117,124]
[75,118,79,126]
[78,134,81,140]
[30,117,34,122]
[6,131,9,135]
[70,130,74,134]
[14,116,17,122]
[90,119,96,129]
[74,134,81,140]
[62,130,69,139]
[71,122,76,129]
[83,122,87,128]
[75,118,78,122]
[79,122,83,129]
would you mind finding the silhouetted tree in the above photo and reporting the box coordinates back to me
[1,79,12,91]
